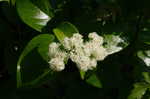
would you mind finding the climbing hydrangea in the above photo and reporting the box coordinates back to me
[48,32,108,71]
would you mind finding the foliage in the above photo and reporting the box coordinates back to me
[0,0,150,99]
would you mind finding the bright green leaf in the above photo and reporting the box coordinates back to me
[53,22,79,42]
[86,74,102,88]
[56,22,79,37]
[16,0,53,32]
[80,71,86,80]
[53,28,67,42]
[143,72,150,84]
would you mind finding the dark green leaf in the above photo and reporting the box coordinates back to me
[23,69,52,87]
[17,34,54,88]
[139,31,150,45]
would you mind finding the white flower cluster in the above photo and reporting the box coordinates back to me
[48,32,107,71]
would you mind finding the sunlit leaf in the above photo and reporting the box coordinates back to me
[103,33,129,55]
[16,0,53,32]
[31,0,54,17]
[137,50,150,67]
[53,22,79,42]
[53,28,66,42]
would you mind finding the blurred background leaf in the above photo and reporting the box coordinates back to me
[128,82,150,99]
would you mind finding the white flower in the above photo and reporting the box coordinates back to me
[49,42,60,57]
[89,58,97,69]
[62,33,84,50]
[49,58,65,71]
[84,40,107,61]
[70,33,83,48]
[49,42,68,59]
[92,46,107,61]
[76,56,91,71]
[63,37,71,50]
[70,50,97,71]
[88,32,104,45]
[69,48,85,63]
[54,51,68,60]
[48,42,68,71]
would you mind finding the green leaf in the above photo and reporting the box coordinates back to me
[17,34,54,88]
[53,28,67,42]
[53,22,79,42]
[0,0,8,2]
[86,74,102,88]
[80,71,86,80]
[137,50,150,67]
[143,72,150,84]
[56,22,79,37]
[31,0,54,17]
[16,0,53,32]
[38,41,52,62]
[23,69,52,87]
[128,82,149,99]
[103,33,129,55]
